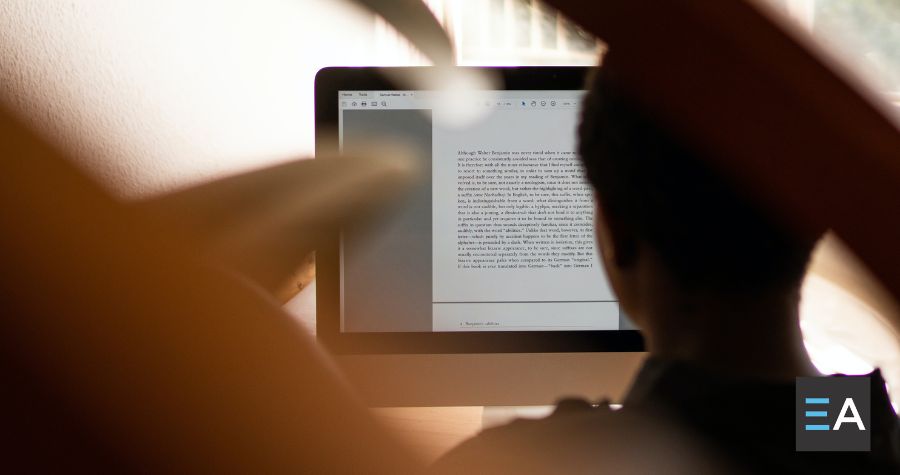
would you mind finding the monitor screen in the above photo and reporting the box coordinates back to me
[337,89,624,333]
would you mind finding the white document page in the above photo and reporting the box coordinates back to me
[431,92,618,331]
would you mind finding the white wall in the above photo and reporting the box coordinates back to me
[0,0,382,198]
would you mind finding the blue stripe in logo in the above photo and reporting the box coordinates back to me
[803,398,831,430]
[805,397,830,404]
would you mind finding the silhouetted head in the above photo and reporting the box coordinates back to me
[578,56,818,331]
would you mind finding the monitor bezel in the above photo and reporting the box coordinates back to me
[315,66,644,354]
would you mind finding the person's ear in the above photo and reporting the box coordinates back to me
[594,197,639,269]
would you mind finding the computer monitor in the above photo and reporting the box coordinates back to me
[315,67,645,406]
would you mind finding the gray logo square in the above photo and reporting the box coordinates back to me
[796,377,870,452]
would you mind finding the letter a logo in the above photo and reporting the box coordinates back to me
[833,398,866,431]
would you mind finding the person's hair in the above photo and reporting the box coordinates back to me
[578,57,817,292]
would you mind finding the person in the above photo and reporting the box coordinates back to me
[431,55,900,474]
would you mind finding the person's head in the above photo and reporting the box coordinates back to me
[578,56,819,331]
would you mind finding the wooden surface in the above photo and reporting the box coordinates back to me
[373,406,484,464]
